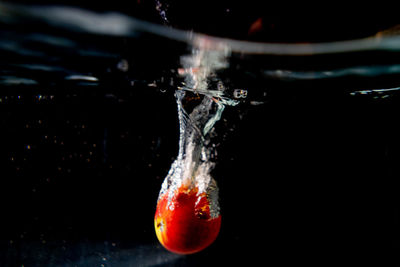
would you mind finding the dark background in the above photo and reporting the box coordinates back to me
[0,1,398,266]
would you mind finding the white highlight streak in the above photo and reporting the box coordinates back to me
[3,3,400,55]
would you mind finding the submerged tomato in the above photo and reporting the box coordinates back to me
[154,185,221,254]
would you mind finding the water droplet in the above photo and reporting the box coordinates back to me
[117,59,129,72]
[148,81,157,87]
[217,81,224,90]
[233,89,248,99]
[250,101,264,106]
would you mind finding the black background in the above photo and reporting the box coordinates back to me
[0,1,398,266]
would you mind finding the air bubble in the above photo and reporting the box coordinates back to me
[117,59,129,72]
[233,89,248,99]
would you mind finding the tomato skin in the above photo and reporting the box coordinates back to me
[154,185,221,254]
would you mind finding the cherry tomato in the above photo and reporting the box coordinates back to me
[154,185,221,254]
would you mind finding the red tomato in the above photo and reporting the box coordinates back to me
[154,185,221,254]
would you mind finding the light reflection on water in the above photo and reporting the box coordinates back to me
[2,2,400,95]
[3,240,183,266]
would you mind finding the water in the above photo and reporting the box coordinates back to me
[0,2,398,266]
[154,47,236,254]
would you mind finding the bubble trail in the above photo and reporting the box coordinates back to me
[154,46,236,254]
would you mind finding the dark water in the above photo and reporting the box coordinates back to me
[0,2,398,266]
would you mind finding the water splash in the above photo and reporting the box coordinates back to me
[349,86,400,100]
[160,44,236,210]
[154,44,237,254]
[350,86,400,95]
